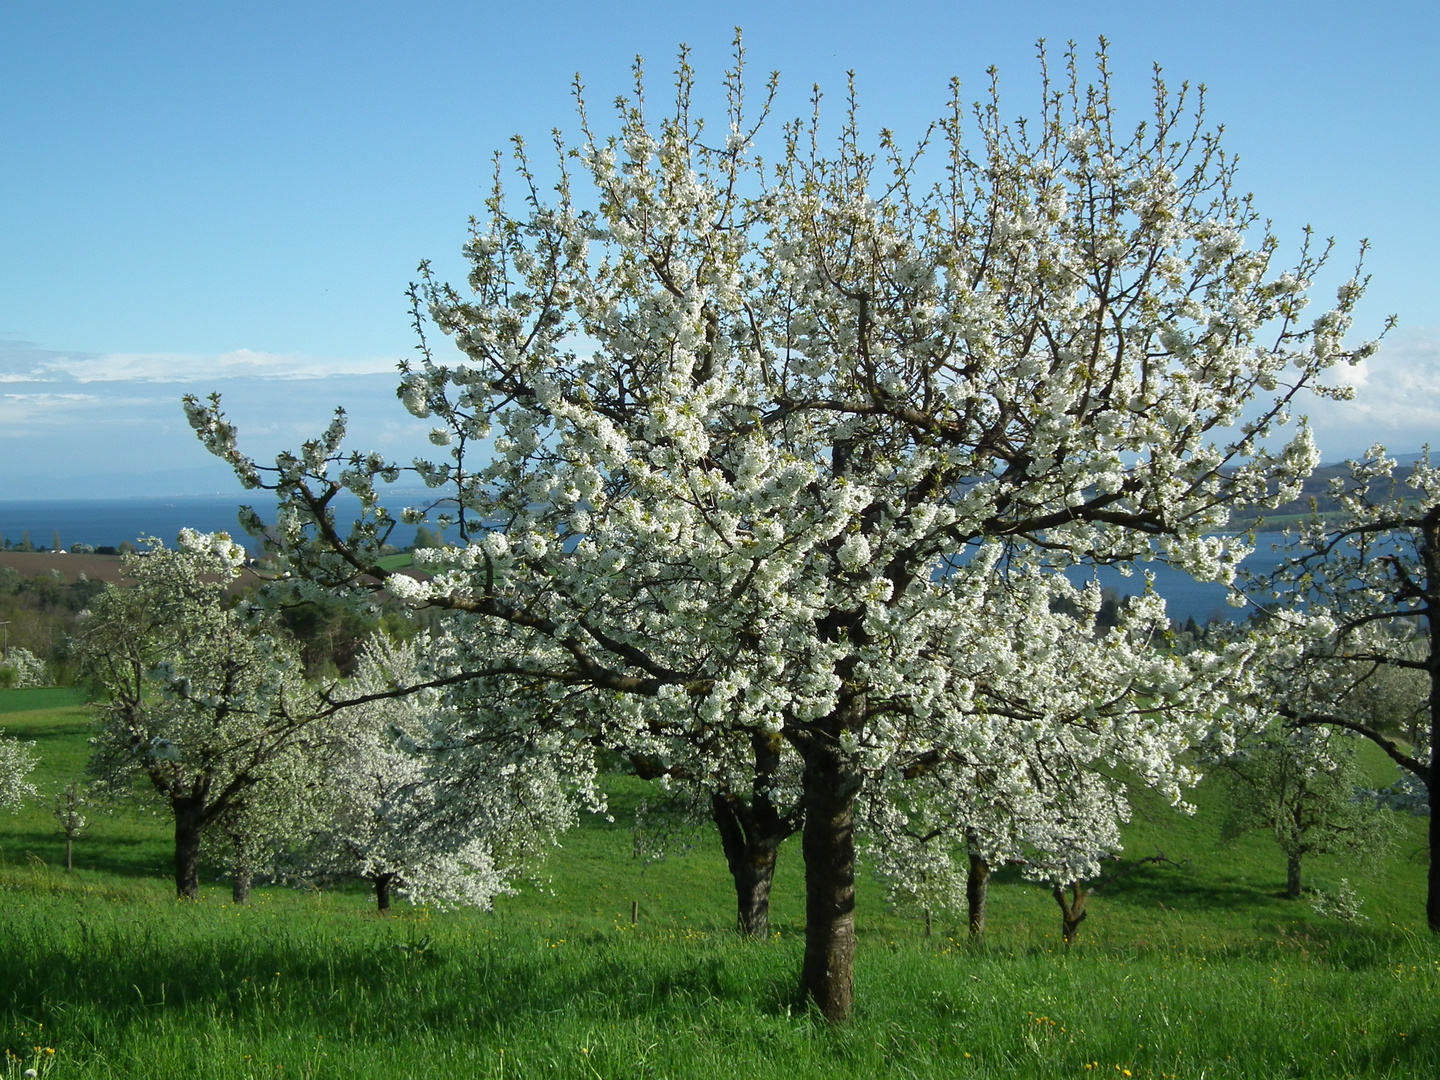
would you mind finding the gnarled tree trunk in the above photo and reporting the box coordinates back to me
[232,865,253,905]
[374,872,397,914]
[1052,881,1090,944]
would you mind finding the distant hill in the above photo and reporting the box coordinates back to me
[1233,450,1428,532]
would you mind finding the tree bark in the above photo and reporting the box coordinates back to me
[1052,882,1089,944]
[1419,506,1439,932]
[1428,765,1439,933]
[1425,657,1439,931]
[713,793,781,937]
[374,873,394,914]
[173,796,205,900]
[1286,853,1303,899]
[797,737,863,1023]
[966,848,991,941]
[64,836,73,873]
[710,732,800,938]
[1426,542,1440,932]
[232,865,253,905]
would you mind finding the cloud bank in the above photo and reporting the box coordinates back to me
[1303,327,1440,461]
[3,326,1436,499]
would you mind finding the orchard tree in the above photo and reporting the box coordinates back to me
[0,647,48,689]
[203,745,326,903]
[189,40,1379,1019]
[75,533,323,899]
[629,723,805,937]
[304,633,580,913]
[1254,445,1437,927]
[1218,722,1400,898]
[52,780,90,872]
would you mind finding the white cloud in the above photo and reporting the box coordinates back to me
[0,392,101,425]
[0,338,398,384]
[56,348,400,382]
[1304,327,1440,459]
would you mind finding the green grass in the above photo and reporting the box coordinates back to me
[1,687,1437,1079]
[374,553,413,571]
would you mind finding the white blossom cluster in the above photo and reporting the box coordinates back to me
[0,729,38,812]
[304,633,581,910]
[0,647,49,689]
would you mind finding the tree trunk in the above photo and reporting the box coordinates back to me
[1420,507,1439,932]
[1428,768,1439,933]
[713,793,780,937]
[1052,882,1090,944]
[1426,568,1439,933]
[797,738,863,1023]
[375,874,394,914]
[966,849,991,941]
[710,732,800,938]
[232,865,253,905]
[173,797,205,900]
[64,836,73,873]
[1286,853,1303,899]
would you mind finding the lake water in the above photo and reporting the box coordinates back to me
[0,494,441,556]
[0,496,1289,625]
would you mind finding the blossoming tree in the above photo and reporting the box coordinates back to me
[76,534,323,899]
[188,40,1378,1018]
[1255,446,1437,928]
[0,730,37,813]
[0,647,48,689]
[302,633,581,913]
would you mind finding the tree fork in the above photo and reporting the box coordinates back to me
[1052,881,1090,945]
[710,731,800,937]
[712,792,781,937]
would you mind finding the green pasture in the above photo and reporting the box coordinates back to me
[1,687,1436,1079]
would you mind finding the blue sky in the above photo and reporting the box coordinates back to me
[2,0,1436,499]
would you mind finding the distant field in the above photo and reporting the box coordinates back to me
[2,687,1436,1079]
[0,551,128,584]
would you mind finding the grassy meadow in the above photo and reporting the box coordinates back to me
[1,687,1436,1078]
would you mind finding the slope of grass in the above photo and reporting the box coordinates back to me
[1,687,1436,1079]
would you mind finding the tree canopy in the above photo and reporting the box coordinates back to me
[188,39,1382,1019]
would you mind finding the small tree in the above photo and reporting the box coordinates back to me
[0,647,48,689]
[1255,446,1438,929]
[1219,723,1400,898]
[76,533,322,899]
[304,634,578,913]
[51,780,90,872]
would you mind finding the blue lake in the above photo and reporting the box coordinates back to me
[0,496,1288,625]
[0,494,443,556]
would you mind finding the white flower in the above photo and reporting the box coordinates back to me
[836,534,871,572]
